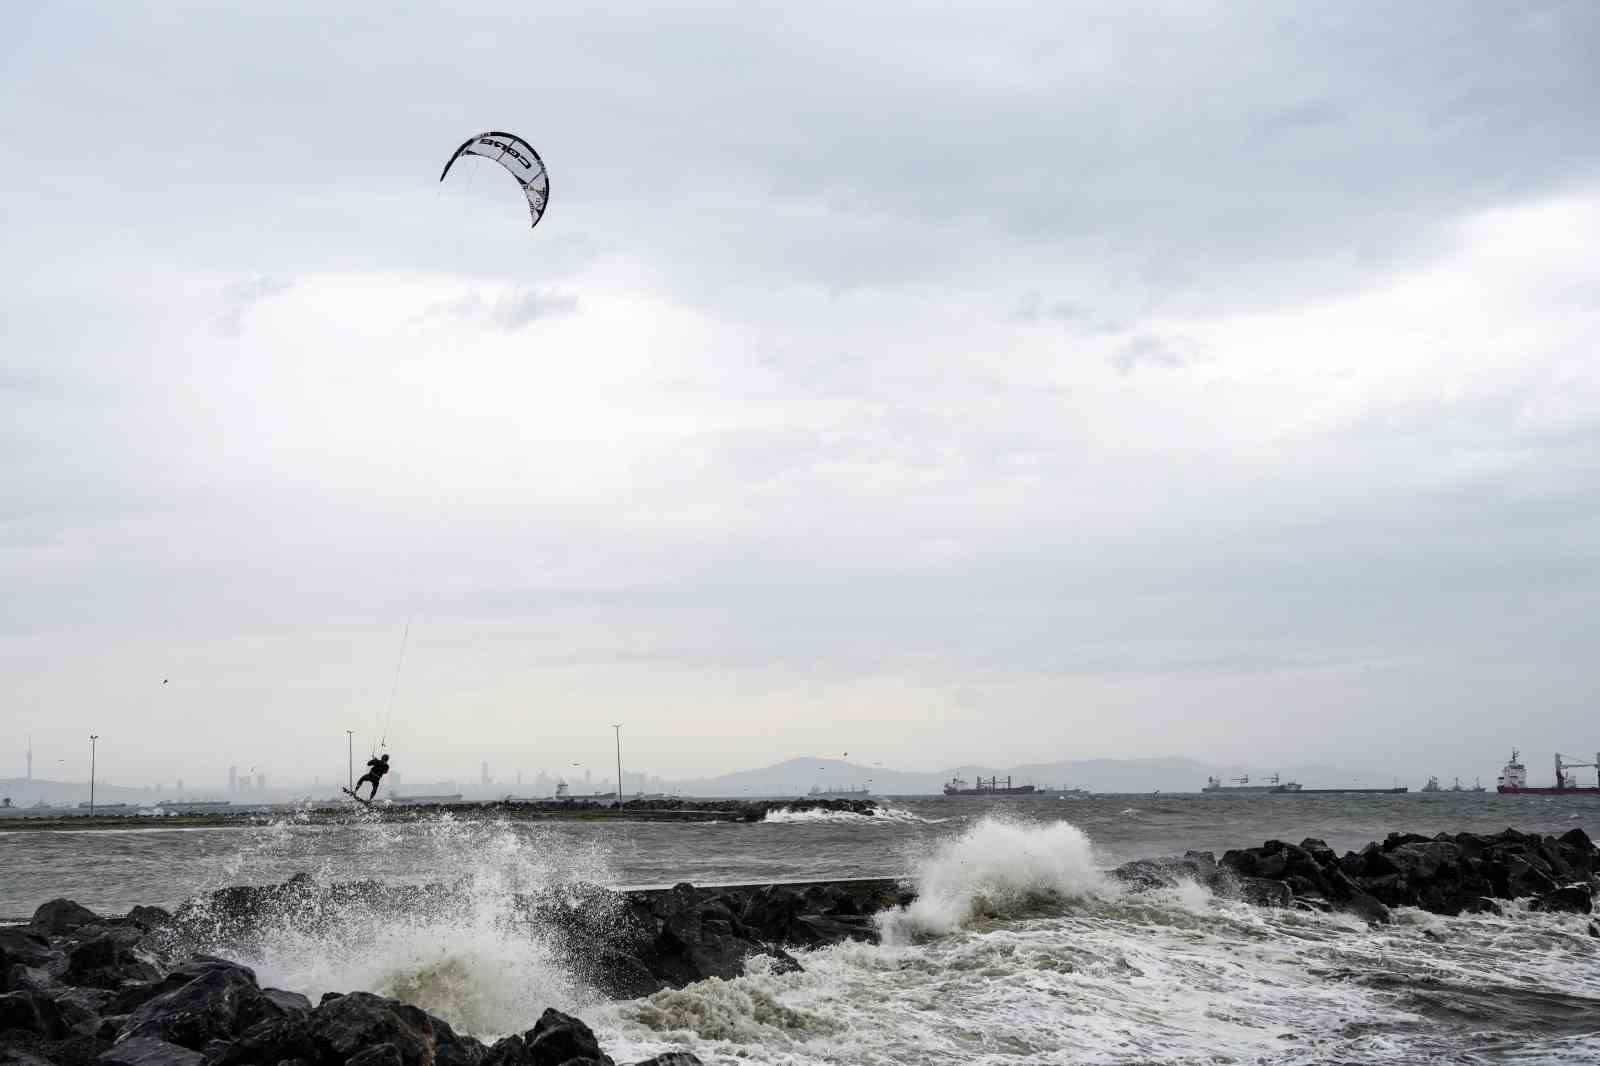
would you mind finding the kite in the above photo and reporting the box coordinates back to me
[439,131,549,229]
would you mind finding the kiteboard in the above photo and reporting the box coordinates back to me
[341,787,375,807]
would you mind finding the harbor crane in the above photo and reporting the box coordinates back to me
[1553,753,1600,790]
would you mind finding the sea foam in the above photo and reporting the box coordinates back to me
[193,818,609,1037]
[877,814,1109,942]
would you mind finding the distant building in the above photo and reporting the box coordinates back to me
[255,773,266,790]
[228,766,238,793]
[481,762,490,786]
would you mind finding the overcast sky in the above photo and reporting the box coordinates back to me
[3,1,1598,789]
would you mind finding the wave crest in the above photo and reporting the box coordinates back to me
[762,804,940,825]
[877,815,1110,942]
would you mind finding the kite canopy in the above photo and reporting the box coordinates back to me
[439,131,549,229]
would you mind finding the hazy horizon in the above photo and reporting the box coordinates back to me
[4,3,1598,785]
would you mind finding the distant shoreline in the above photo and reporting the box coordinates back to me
[0,795,878,833]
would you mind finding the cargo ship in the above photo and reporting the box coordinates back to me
[1202,774,1301,794]
[1496,749,1600,795]
[943,775,1036,796]
[808,784,872,798]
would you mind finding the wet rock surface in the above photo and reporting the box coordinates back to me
[170,874,908,1001]
[1113,827,1600,922]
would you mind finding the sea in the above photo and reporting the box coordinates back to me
[5,792,1600,1064]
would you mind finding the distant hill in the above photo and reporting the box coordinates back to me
[668,755,1400,797]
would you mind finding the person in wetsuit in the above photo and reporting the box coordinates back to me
[355,753,390,799]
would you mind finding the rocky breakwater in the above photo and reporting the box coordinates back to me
[0,897,717,1066]
[177,873,910,1001]
[1115,827,1600,924]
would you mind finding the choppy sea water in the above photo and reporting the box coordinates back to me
[7,792,1600,1063]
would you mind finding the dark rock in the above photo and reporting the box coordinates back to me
[119,909,172,934]
[207,1014,319,1066]
[525,1008,613,1066]
[4,966,59,994]
[1381,832,1433,852]
[1236,878,1293,908]
[308,991,477,1066]
[1386,842,1461,882]
[105,985,167,1017]
[0,1049,61,1066]
[64,931,160,990]
[480,1036,534,1066]
[259,989,311,1015]
[96,1037,204,1066]
[122,967,261,1050]
[48,988,110,1037]
[629,1056,703,1066]
[1,929,65,974]
[587,950,659,1001]
[1530,885,1593,915]
[1338,890,1393,926]
[1559,827,1594,851]
[30,901,102,937]
[164,961,256,989]
[0,990,69,1038]
[344,1044,403,1066]
[1111,853,1220,893]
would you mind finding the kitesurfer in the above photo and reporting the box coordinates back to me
[355,753,390,799]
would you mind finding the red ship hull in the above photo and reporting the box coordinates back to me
[1497,786,1600,795]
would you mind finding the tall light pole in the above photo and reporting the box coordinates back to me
[89,735,99,816]
[613,724,622,804]
[346,731,354,792]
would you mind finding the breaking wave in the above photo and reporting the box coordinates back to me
[877,815,1110,942]
[762,804,942,825]
[183,818,613,1037]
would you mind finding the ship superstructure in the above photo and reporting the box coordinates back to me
[1202,773,1302,794]
[1497,749,1600,795]
[943,775,1037,796]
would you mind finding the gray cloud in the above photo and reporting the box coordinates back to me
[217,276,292,336]
[1111,334,1199,373]
[424,287,579,332]
[1,2,1597,783]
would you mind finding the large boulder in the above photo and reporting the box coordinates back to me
[64,930,160,990]
[96,1036,204,1066]
[119,909,172,934]
[120,965,261,1050]
[308,991,479,1066]
[1531,885,1594,914]
[524,1008,613,1066]
[30,900,102,937]
[629,1056,702,1066]
[0,990,68,1039]
[207,1013,320,1066]
[0,929,64,975]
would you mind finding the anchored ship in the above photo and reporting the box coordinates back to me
[943,775,1036,797]
[808,784,872,798]
[1202,774,1302,794]
[1497,749,1600,795]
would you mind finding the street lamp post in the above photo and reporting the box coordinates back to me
[613,724,622,805]
[346,731,354,793]
[89,735,99,816]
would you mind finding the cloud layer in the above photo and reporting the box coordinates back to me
[2,1,1598,787]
